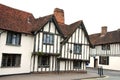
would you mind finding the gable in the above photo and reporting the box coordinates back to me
[60,21,92,47]
[68,26,89,44]
[34,15,63,36]
[42,21,59,34]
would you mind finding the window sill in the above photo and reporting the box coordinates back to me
[6,43,21,47]
[38,65,50,68]
[1,66,21,68]
[74,53,81,55]
[73,67,81,69]
[99,64,109,65]
[43,43,54,45]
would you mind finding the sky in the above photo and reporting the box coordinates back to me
[0,0,120,34]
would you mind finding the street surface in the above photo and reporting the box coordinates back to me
[87,68,120,80]
[0,68,120,80]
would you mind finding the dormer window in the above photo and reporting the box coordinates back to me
[102,44,110,50]
[6,32,21,46]
[43,33,54,45]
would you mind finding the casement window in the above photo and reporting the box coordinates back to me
[74,44,82,54]
[73,60,82,69]
[43,33,54,45]
[99,56,109,65]
[6,32,21,45]
[38,56,50,67]
[102,44,110,50]
[1,54,21,67]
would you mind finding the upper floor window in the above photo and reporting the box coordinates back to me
[43,33,54,45]
[2,53,21,67]
[99,56,109,65]
[6,32,21,45]
[102,44,110,50]
[74,44,82,54]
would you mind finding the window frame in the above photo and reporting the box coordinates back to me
[99,56,109,65]
[43,33,54,45]
[73,60,82,69]
[73,44,82,54]
[38,56,50,68]
[102,44,110,50]
[1,53,21,68]
[6,31,21,46]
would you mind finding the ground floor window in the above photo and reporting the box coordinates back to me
[73,60,82,69]
[99,56,109,65]
[38,56,50,68]
[2,53,21,67]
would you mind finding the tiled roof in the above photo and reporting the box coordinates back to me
[89,29,120,45]
[0,4,35,34]
[58,20,92,46]
[32,15,53,32]
[35,14,92,46]
[58,23,70,37]
[58,20,82,38]
[0,4,92,46]
[34,14,81,38]
[69,21,82,36]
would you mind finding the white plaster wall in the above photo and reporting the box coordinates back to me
[50,22,56,33]
[43,23,49,32]
[98,56,120,71]
[89,56,120,71]
[90,43,120,70]
[0,32,34,75]
[60,61,65,71]
[91,44,120,56]
[88,57,94,67]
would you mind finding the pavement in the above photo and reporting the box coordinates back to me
[0,72,102,80]
[87,67,120,80]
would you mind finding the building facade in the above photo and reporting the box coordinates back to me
[58,21,90,72]
[0,4,35,75]
[31,15,63,72]
[0,4,91,75]
[89,27,120,70]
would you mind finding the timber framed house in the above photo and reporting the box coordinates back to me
[0,4,91,75]
[89,27,120,70]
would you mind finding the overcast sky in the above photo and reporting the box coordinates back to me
[1,0,120,34]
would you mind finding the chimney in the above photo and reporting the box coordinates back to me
[101,26,107,36]
[54,8,64,24]
[117,28,120,31]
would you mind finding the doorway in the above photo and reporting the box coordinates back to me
[94,58,98,68]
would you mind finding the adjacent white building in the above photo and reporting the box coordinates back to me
[0,4,91,75]
[0,4,35,76]
[89,26,120,70]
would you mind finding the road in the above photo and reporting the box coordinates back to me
[87,68,120,80]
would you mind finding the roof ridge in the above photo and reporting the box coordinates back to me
[0,4,33,16]
[90,29,120,36]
